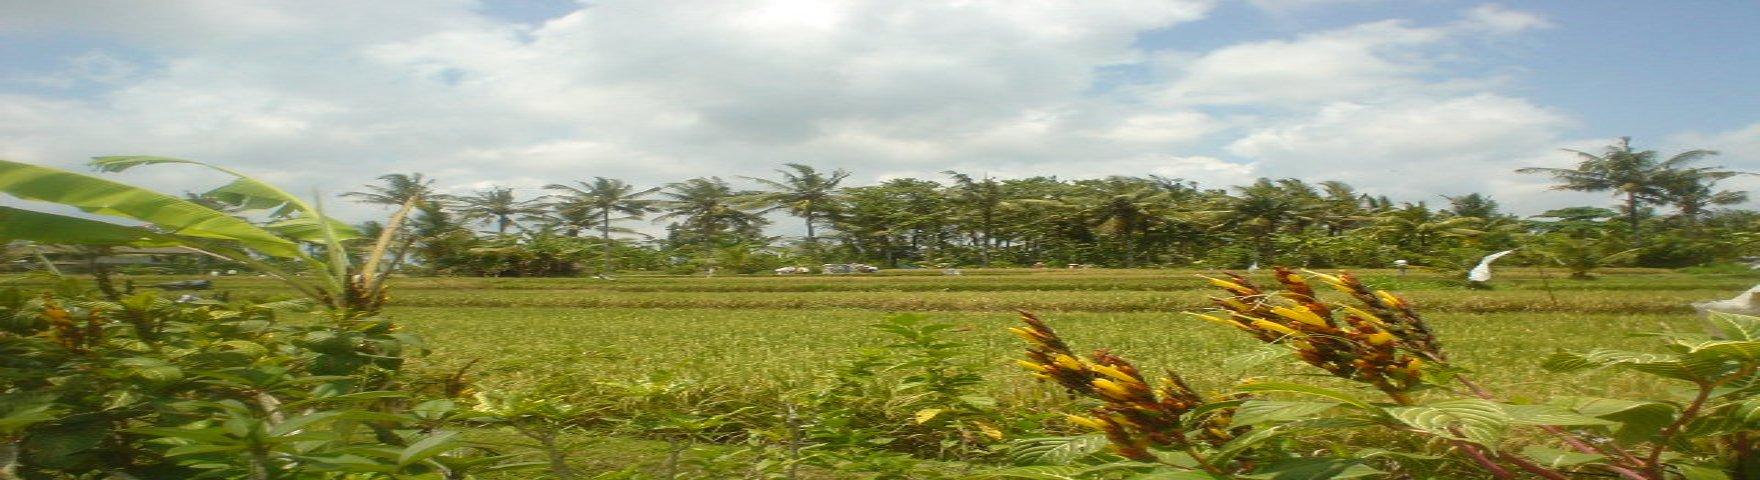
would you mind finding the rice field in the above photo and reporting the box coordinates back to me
[114,267,1760,476]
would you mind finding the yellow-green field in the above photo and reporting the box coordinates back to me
[102,267,1760,476]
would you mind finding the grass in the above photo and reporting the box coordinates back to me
[72,268,1760,476]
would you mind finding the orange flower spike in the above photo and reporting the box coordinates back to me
[1090,378,1137,401]
[1066,414,1109,431]
[1052,354,1086,371]
[1365,331,1395,346]
[1374,290,1405,309]
[1089,363,1138,383]
[1250,319,1301,337]
[1203,276,1254,296]
[1270,305,1329,327]
[1015,359,1050,373]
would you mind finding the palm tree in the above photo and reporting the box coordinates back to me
[453,187,543,234]
[1443,193,1501,219]
[1210,178,1318,264]
[344,173,436,272]
[1656,169,1750,231]
[655,177,766,251]
[1037,177,1172,267]
[943,171,1008,267]
[1368,202,1483,253]
[741,163,850,247]
[544,177,660,275]
[1517,137,1726,246]
[342,173,434,207]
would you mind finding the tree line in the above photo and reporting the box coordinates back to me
[345,137,1755,276]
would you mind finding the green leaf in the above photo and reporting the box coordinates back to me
[1520,445,1606,468]
[1234,382,1380,412]
[1542,349,1699,381]
[1708,312,1760,341]
[1388,399,1509,448]
[1501,404,1618,426]
[1233,400,1341,426]
[0,159,301,257]
[1551,396,1678,445]
[1675,464,1733,480]
[1007,435,1110,466]
[1241,457,1384,479]
[1223,345,1291,374]
[0,207,181,247]
[397,431,460,467]
[263,216,361,242]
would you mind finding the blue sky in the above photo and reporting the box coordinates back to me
[1,0,1756,224]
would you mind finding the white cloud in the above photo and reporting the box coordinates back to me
[1225,94,1577,208]
[0,0,1729,224]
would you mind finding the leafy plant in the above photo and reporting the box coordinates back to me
[1004,266,1760,479]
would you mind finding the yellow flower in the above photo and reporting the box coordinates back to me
[1374,291,1404,308]
[1089,363,1136,383]
[1188,312,1245,330]
[1271,306,1329,327]
[1091,378,1135,399]
[1338,305,1388,326]
[1250,319,1300,337]
[1365,331,1395,346]
[1008,326,1040,343]
[1015,359,1050,373]
[1066,415,1108,431]
[1052,354,1085,371]
[1205,277,1248,293]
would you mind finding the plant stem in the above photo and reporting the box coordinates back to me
[1456,441,1518,479]
[1181,445,1230,477]
[1647,382,1716,477]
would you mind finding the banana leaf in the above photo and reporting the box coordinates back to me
[0,207,182,247]
[0,159,302,258]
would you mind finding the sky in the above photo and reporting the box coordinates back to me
[2,0,1758,227]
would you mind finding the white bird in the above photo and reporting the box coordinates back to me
[1692,283,1760,316]
[1467,249,1517,282]
[1247,262,1260,273]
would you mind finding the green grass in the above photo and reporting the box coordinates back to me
[70,268,1759,476]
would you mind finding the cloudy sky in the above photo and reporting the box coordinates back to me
[2,0,1757,224]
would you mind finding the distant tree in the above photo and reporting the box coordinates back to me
[656,177,767,251]
[1444,193,1501,219]
[343,173,434,207]
[544,177,660,275]
[742,163,850,246]
[1036,177,1172,267]
[453,187,543,234]
[1655,169,1750,230]
[943,171,1009,267]
[1368,202,1482,253]
[1517,137,1727,246]
[1211,178,1318,263]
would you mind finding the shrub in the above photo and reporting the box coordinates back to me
[1000,267,1760,479]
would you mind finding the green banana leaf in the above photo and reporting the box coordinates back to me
[0,207,182,247]
[0,159,302,258]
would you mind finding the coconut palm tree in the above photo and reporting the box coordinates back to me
[943,171,1008,267]
[1368,202,1484,252]
[655,177,766,251]
[1655,169,1750,231]
[1210,178,1319,263]
[1034,177,1173,267]
[453,186,543,234]
[1517,137,1727,246]
[544,177,660,275]
[344,173,437,272]
[741,164,850,247]
[342,173,434,207]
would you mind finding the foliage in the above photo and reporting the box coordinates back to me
[0,157,540,479]
[1003,267,1760,479]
